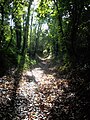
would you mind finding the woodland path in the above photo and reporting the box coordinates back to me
[0,56,75,120]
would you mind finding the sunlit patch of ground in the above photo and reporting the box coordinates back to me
[13,60,71,120]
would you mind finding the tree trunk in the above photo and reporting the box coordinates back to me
[22,0,33,55]
[15,22,22,52]
[0,5,4,48]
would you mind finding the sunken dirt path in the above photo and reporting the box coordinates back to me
[0,57,75,120]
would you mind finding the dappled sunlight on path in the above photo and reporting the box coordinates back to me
[0,58,75,120]
[14,59,71,120]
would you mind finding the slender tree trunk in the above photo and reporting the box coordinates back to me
[0,5,4,48]
[29,14,33,50]
[15,22,22,51]
[22,0,33,54]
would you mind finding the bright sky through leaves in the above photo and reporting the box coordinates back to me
[42,23,49,30]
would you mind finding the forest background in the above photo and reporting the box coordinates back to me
[0,0,90,119]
